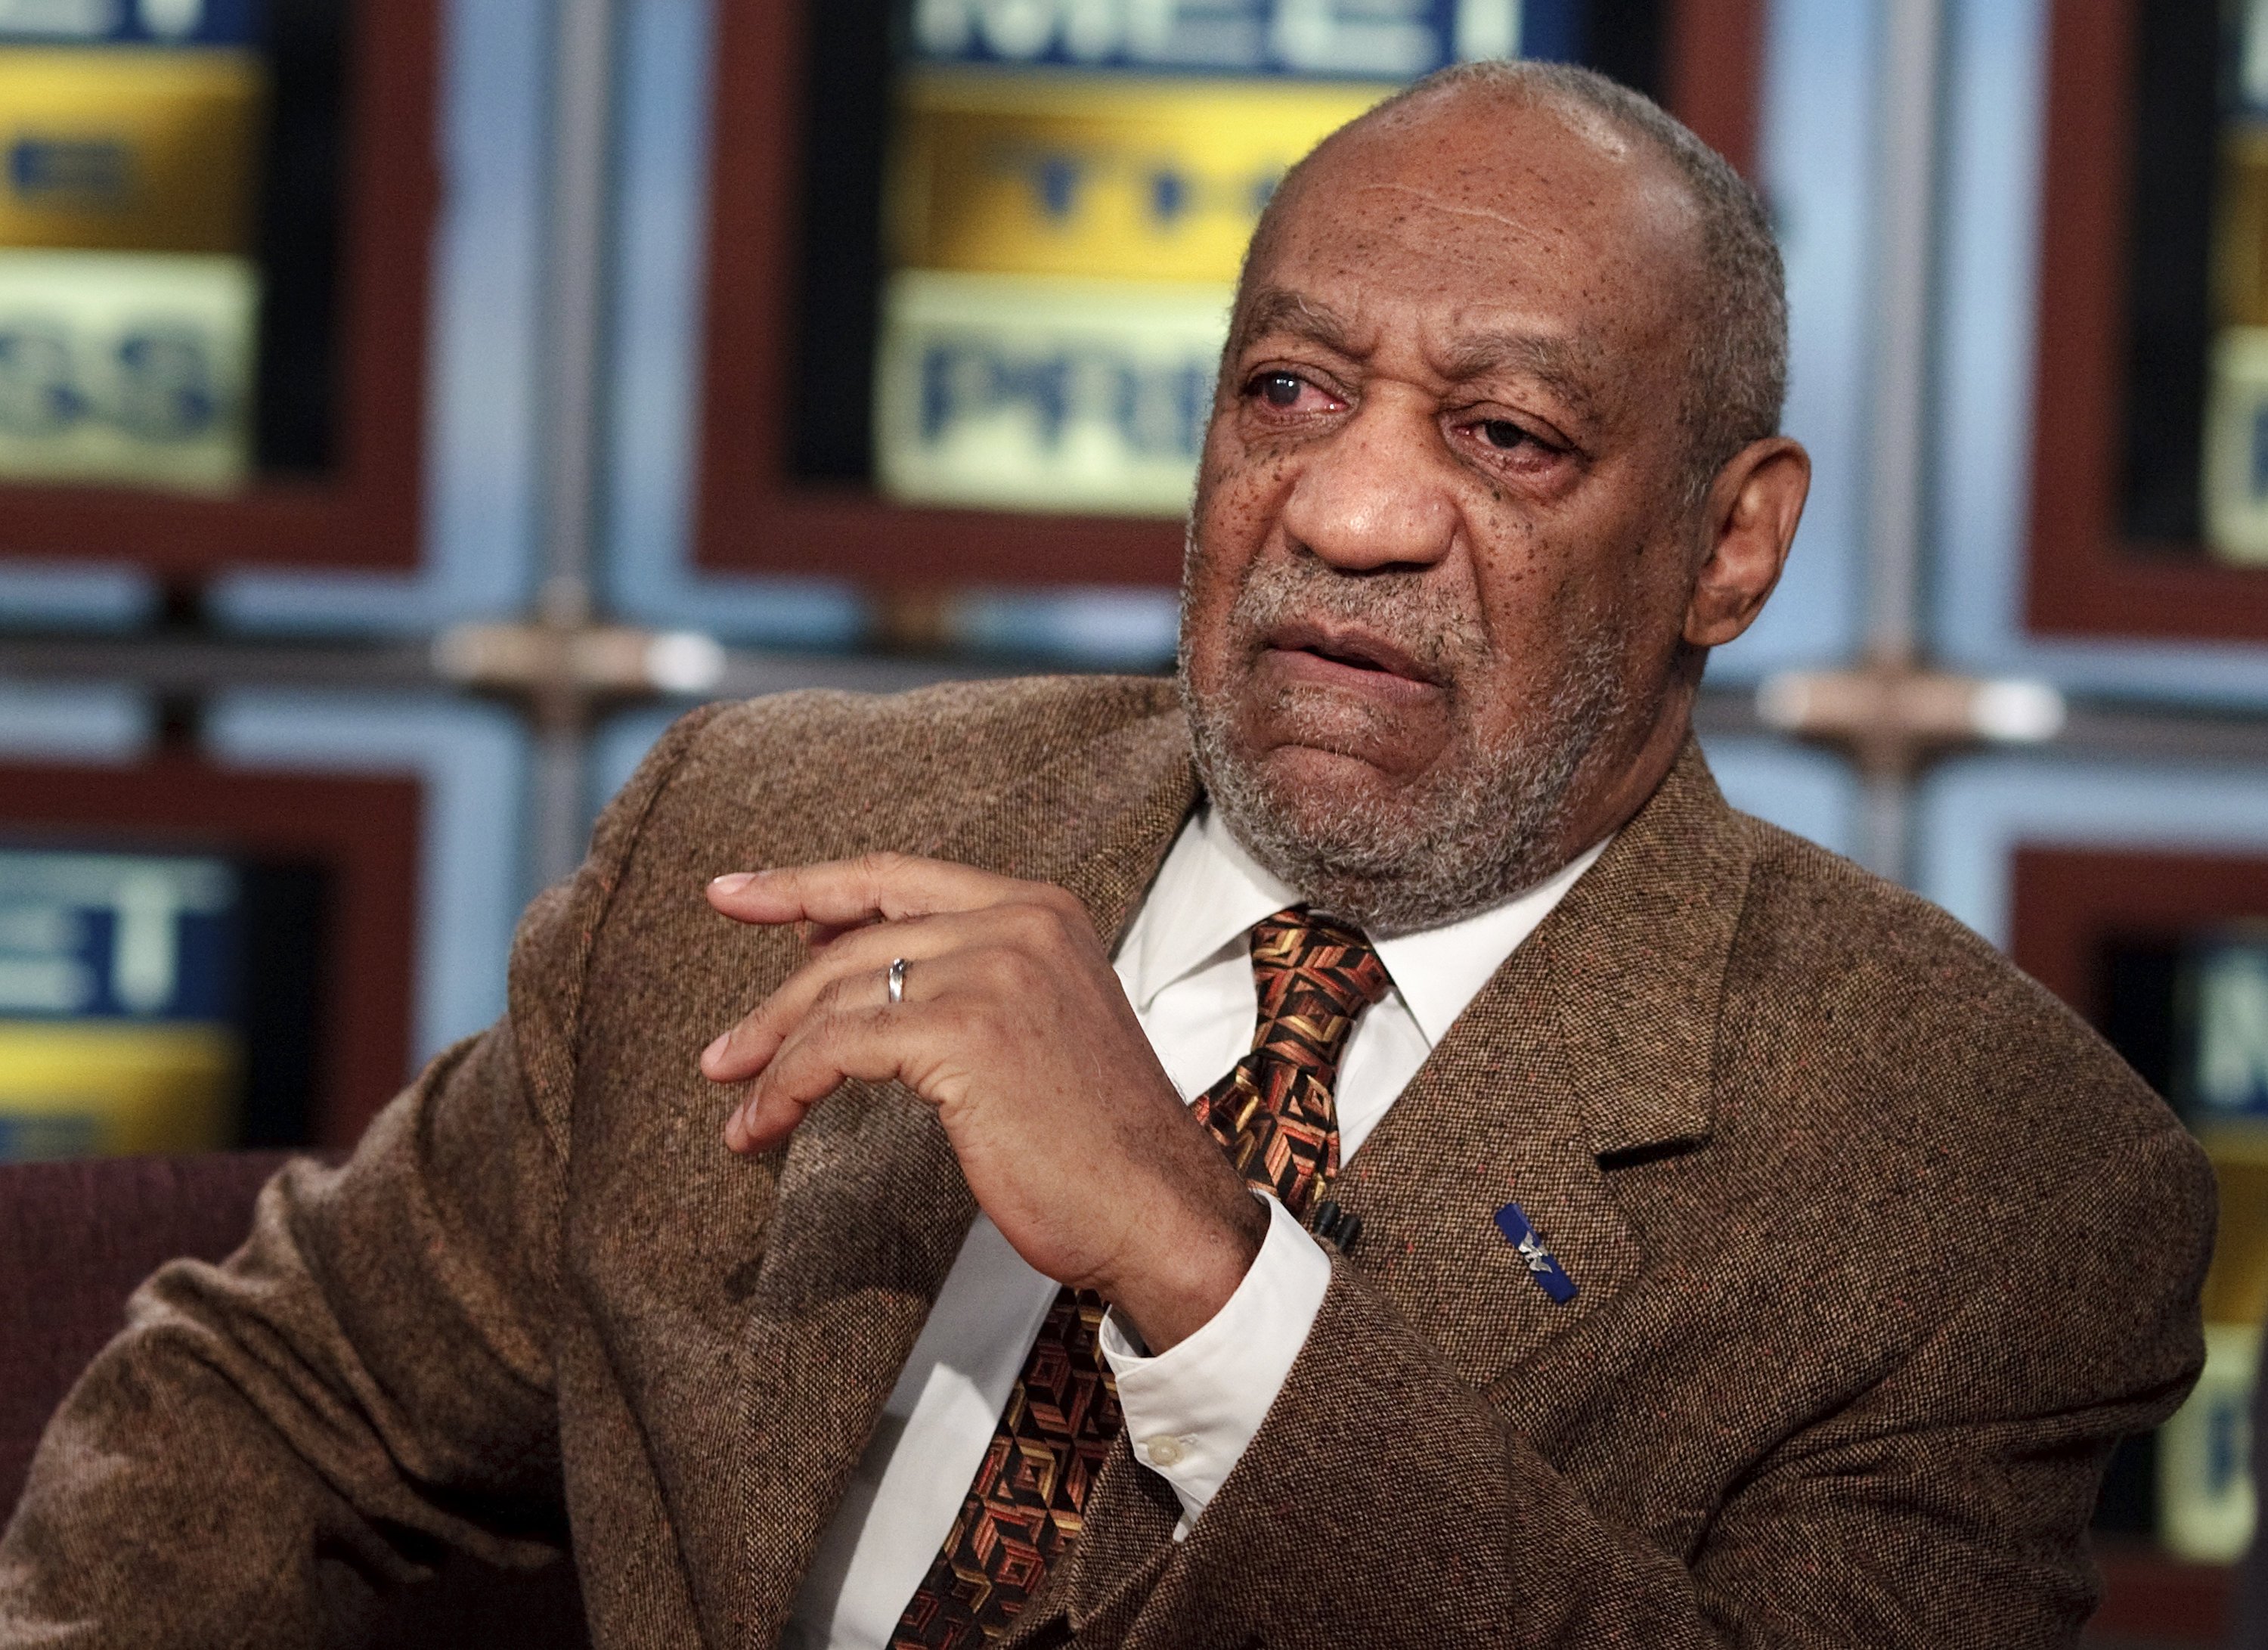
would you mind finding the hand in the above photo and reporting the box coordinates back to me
[699,853,1269,1350]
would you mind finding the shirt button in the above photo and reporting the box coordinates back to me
[1144,1435,1188,1468]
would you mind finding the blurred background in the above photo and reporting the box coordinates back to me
[0,0,2257,1639]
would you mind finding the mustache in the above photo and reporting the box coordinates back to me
[1225,557,1489,679]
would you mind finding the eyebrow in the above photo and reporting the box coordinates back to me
[1231,285,1603,423]
[1433,330,1603,423]
[1228,287,1359,357]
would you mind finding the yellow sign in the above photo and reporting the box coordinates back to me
[2217,128,2268,331]
[2193,1127,2268,1325]
[2159,1322,2260,1562]
[875,268,1229,516]
[0,247,256,492]
[0,46,264,253]
[888,68,1393,284]
[2206,325,2268,566]
[0,1019,237,1159]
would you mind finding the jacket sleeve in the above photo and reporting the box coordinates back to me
[0,706,722,1648]
[1100,1124,2214,1649]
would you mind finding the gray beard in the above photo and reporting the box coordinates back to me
[1178,554,1629,938]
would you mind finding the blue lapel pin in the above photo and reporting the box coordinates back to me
[1493,1202,1577,1304]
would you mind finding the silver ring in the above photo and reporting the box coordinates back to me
[887,957,908,1005]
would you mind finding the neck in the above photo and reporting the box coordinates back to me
[1538,685,1694,877]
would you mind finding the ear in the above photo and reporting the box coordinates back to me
[1683,437,1811,648]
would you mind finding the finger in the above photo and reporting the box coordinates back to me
[699,904,1030,1082]
[723,991,955,1154]
[705,852,1077,932]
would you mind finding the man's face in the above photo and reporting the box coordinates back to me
[1179,91,1715,932]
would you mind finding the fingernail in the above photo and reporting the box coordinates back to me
[709,872,755,895]
[702,1031,730,1067]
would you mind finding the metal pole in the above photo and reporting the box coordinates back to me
[1855,0,1947,882]
[531,0,620,890]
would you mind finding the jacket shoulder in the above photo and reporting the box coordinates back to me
[609,672,1182,872]
[694,672,1169,789]
[1719,816,2194,1175]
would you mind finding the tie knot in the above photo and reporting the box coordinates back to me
[1248,907,1390,1062]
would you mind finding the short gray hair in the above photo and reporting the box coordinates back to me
[1244,60,1787,504]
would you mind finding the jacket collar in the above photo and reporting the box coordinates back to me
[1312,740,1752,1391]
[1529,737,1749,1159]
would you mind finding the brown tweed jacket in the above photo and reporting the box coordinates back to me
[0,676,2215,1648]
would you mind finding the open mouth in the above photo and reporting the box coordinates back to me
[1261,620,1441,690]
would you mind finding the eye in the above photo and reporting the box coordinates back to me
[1241,369,1342,417]
[1479,418,1529,450]
[1255,371,1307,409]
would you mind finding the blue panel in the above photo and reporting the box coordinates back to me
[600,0,864,646]
[591,705,680,827]
[1517,0,1579,64]
[1918,755,2268,953]
[1706,0,1869,682]
[1932,0,2268,704]
[0,849,237,1020]
[902,0,1575,78]
[0,1113,96,1156]
[0,679,147,758]
[204,689,527,1065]
[0,559,151,627]
[2190,938,2268,1119]
[1696,731,1858,861]
[0,0,259,48]
[211,0,545,632]
[952,588,1179,667]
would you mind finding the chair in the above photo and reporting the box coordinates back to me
[0,1152,588,1645]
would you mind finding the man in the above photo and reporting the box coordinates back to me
[0,61,2212,1649]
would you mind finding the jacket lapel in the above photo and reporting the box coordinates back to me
[729,711,1201,1645]
[721,721,1752,1642]
[1330,743,1754,1400]
[1024,743,1760,1644]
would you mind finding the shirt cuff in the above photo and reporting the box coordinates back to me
[1098,1193,1334,1532]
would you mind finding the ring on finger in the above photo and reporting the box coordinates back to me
[887,956,909,1005]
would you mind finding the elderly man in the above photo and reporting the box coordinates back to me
[0,61,2211,1650]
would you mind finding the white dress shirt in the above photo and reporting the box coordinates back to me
[781,810,1606,1648]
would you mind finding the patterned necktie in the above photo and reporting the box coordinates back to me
[891,908,1390,1648]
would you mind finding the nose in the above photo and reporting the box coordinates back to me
[1275,396,1458,571]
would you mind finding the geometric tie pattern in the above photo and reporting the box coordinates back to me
[890,907,1390,1648]
[1184,908,1392,1214]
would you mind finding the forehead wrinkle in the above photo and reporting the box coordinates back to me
[1351,178,1557,243]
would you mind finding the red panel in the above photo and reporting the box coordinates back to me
[2086,1541,2232,1645]
[2023,0,2268,642]
[0,1,442,575]
[2014,858,2261,1643]
[1668,0,1765,180]
[0,758,421,1146]
[2012,843,2268,1022]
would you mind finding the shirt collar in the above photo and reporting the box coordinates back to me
[1369,838,1606,1044]
[1123,804,1609,1047]
[1123,805,1301,1012]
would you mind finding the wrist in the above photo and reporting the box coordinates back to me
[1101,1187,1270,1353]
